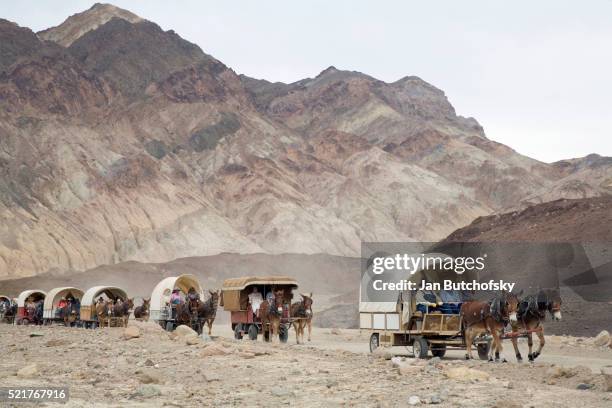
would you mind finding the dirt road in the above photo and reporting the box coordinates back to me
[0,322,611,407]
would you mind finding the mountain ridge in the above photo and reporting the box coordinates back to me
[0,4,609,280]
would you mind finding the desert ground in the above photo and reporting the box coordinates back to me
[1,321,611,408]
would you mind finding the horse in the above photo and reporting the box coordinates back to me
[175,294,202,334]
[290,293,313,344]
[110,298,134,327]
[134,298,150,321]
[510,289,562,362]
[460,291,520,361]
[197,290,219,335]
[259,289,285,343]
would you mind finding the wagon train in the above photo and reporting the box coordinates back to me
[42,287,84,326]
[220,276,311,343]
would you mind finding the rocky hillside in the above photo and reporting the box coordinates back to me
[0,3,610,279]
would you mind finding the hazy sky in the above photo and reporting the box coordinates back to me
[4,0,612,162]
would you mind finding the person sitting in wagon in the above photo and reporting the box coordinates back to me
[248,286,263,317]
[56,297,68,318]
[415,288,441,314]
[187,287,200,301]
[439,289,462,314]
[170,289,182,305]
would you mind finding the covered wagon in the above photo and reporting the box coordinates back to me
[42,287,84,326]
[150,274,204,332]
[220,276,298,342]
[16,290,46,325]
[360,252,491,359]
[80,286,129,328]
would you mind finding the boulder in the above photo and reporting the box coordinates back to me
[593,330,610,347]
[122,326,141,340]
[175,325,198,338]
[17,364,38,379]
[546,366,577,379]
[444,367,490,382]
[408,396,421,406]
[372,347,394,360]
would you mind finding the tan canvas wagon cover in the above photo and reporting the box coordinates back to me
[221,276,298,311]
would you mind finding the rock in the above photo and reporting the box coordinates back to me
[135,385,161,398]
[602,368,612,392]
[372,347,394,360]
[330,328,341,335]
[444,367,490,382]
[408,396,421,406]
[493,400,522,408]
[576,383,594,390]
[29,332,44,337]
[122,326,141,340]
[594,330,611,347]
[203,373,221,382]
[200,332,212,342]
[391,357,404,367]
[200,344,232,357]
[546,366,577,379]
[17,364,38,378]
[185,335,200,345]
[138,370,164,385]
[239,352,256,359]
[144,359,155,367]
[326,380,339,388]
[428,357,441,366]
[429,394,442,404]
[45,339,69,347]
[175,325,198,338]
[271,387,293,397]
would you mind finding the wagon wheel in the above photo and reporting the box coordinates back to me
[279,324,289,343]
[431,344,447,358]
[477,340,491,360]
[369,333,380,353]
[412,337,429,359]
[248,324,258,340]
[234,323,244,340]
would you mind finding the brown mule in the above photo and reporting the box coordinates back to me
[460,291,519,362]
[176,296,202,334]
[134,298,150,321]
[290,293,313,344]
[259,289,284,343]
[510,289,562,362]
[197,290,219,335]
[110,298,134,327]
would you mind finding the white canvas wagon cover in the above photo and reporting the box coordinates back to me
[150,274,204,320]
[43,287,84,318]
[17,290,46,307]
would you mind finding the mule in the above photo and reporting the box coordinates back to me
[290,293,313,344]
[134,298,150,321]
[197,290,219,335]
[176,295,202,334]
[95,301,111,327]
[110,298,134,327]
[460,291,519,361]
[259,289,284,343]
[510,289,562,362]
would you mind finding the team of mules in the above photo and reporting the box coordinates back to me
[461,289,562,362]
[95,298,134,327]
[175,290,220,335]
[259,289,285,343]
